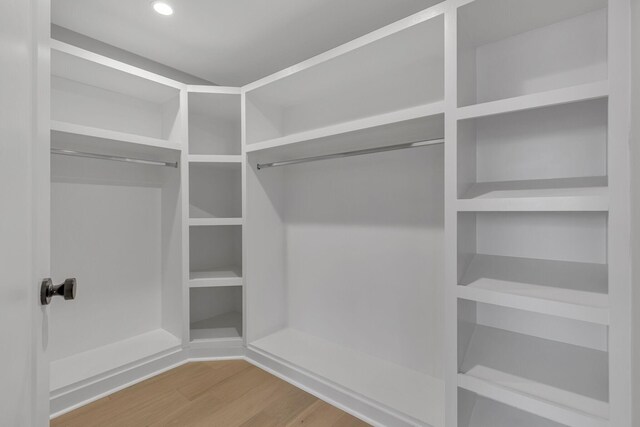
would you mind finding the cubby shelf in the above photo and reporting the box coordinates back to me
[51,120,182,152]
[458,325,609,427]
[188,154,242,163]
[459,254,608,324]
[456,81,608,121]
[250,328,444,426]
[189,218,243,226]
[190,311,243,342]
[189,268,243,287]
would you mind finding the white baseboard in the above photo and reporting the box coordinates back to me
[51,343,428,427]
[50,341,246,419]
[245,346,432,427]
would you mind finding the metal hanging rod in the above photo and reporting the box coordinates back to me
[256,137,444,170]
[51,148,179,168]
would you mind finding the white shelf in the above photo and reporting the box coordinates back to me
[250,328,444,426]
[456,81,608,121]
[245,101,444,154]
[457,177,608,212]
[51,40,183,99]
[459,254,608,324]
[189,218,243,227]
[51,120,181,152]
[50,329,181,392]
[458,280,608,325]
[189,268,243,287]
[188,155,242,163]
[190,311,242,342]
[461,394,566,427]
[458,325,609,427]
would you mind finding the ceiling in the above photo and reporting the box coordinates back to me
[51,0,441,86]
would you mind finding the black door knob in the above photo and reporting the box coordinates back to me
[41,278,76,305]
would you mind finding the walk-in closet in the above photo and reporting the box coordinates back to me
[1,0,638,426]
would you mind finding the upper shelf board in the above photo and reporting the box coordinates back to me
[51,120,182,163]
[246,102,444,155]
[456,81,608,120]
[51,40,183,103]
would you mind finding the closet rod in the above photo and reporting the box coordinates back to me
[51,148,179,168]
[256,137,444,170]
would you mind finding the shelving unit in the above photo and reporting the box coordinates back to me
[185,86,245,349]
[45,0,634,425]
[48,39,187,415]
[448,0,628,425]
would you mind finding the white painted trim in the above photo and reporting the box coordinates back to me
[50,39,186,90]
[187,85,241,94]
[456,194,609,212]
[188,154,242,163]
[245,348,429,427]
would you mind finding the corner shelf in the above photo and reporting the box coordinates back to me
[189,286,243,342]
[190,311,243,342]
[189,218,243,227]
[188,155,242,163]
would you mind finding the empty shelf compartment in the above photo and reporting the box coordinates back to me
[189,287,242,342]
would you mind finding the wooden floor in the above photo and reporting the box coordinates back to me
[51,360,370,427]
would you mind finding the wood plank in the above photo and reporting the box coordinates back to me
[286,400,369,427]
[239,384,317,426]
[51,361,369,427]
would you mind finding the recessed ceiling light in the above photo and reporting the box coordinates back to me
[152,1,173,16]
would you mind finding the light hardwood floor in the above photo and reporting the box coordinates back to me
[50,360,371,427]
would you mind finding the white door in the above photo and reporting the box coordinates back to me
[0,0,50,425]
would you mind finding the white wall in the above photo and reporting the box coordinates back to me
[283,146,445,376]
